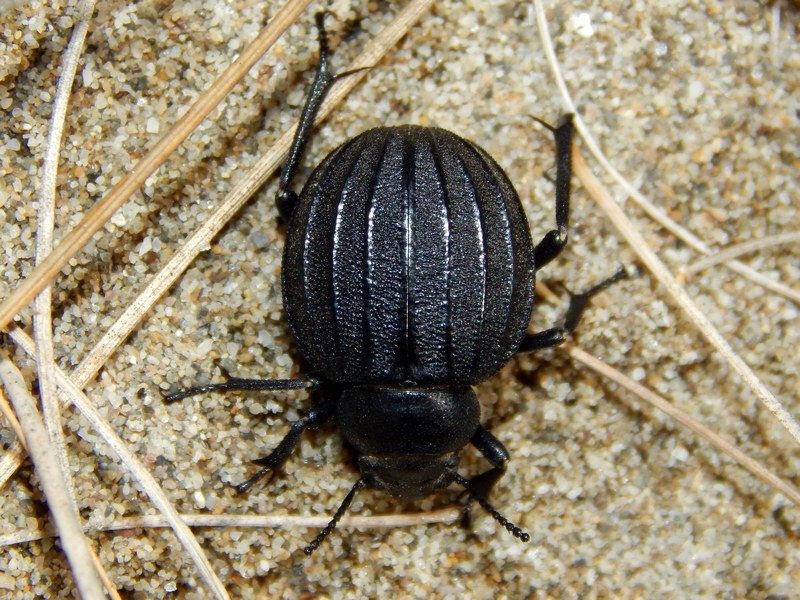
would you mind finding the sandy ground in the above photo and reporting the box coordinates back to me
[1,0,799,597]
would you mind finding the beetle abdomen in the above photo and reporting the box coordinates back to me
[282,126,535,384]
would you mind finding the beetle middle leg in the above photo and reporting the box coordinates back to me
[533,114,574,269]
[519,267,627,353]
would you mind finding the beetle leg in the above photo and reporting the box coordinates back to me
[234,397,338,495]
[276,12,370,222]
[468,425,509,497]
[518,267,627,353]
[453,427,530,542]
[276,13,334,221]
[533,114,574,269]
[460,426,508,528]
[162,373,319,403]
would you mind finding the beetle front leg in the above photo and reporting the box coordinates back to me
[456,426,530,542]
[460,426,509,527]
[533,114,574,269]
[235,397,337,494]
[468,426,509,498]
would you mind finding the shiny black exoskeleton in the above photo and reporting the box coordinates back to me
[167,14,625,555]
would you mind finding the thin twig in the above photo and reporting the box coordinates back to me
[90,547,123,600]
[561,341,800,507]
[0,508,463,548]
[34,5,118,595]
[531,1,800,306]
[34,0,97,531]
[680,230,800,278]
[0,355,105,599]
[0,385,27,452]
[7,326,230,600]
[533,0,800,447]
[0,0,315,331]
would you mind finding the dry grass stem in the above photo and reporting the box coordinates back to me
[7,326,230,600]
[0,508,463,548]
[680,230,800,278]
[0,0,314,331]
[0,355,106,599]
[33,0,96,529]
[91,549,123,600]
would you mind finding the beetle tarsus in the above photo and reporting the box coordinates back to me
[232,466,274,495]
[562,266,628,332]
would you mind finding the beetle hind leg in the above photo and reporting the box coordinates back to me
[532,114,574,269]
[276,12,371,222]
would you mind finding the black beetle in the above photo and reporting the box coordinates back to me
[167,13,625,555]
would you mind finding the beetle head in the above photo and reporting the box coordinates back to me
[358,453,460,499]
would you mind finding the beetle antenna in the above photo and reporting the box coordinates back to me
[304,478,367,555]
[451,473,530,543]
